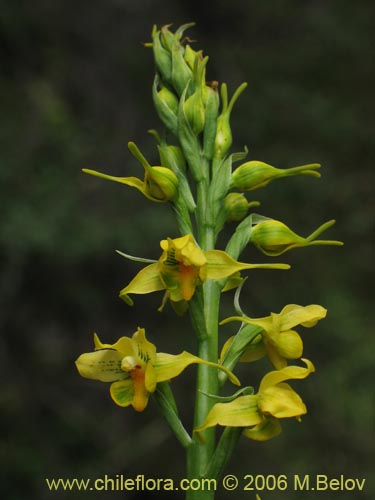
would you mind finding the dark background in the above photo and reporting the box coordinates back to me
[1,1,373,499]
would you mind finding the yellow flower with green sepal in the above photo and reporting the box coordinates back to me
[82,141,178,203]
[75,327,240,412]
[119,234,290,305]
[195,359,314,441]
[221,304,327,369]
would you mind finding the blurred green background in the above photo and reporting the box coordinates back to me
[0,0,373,499]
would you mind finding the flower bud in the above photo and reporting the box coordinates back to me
[171,39,193,96]
[224,193,260,222]
[203,82,219,159]
[152,26,172,84]
[249,219,343,256]
[128,141,179,202]
[232,161,321,191]
[184,44,199,70]
[214,82,248,159]
[157,82,179,115]
[152,76,178,134]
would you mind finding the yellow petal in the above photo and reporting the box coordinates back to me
[145,361,157,393]
[278,304,327,330]
[110,379,136,408]
[221,272,243,292]
[75,350,127,382]
[258,383,307,418]
[93,333,135,357]
[154,351,240,386]
[160,235,206,267]
[195,395,261,432]
[132,327,157,365]
[259,358,315,393]
[274,330,303,359]
[205,250,290,280]
[264,340,288,369]
[220,314,273,332]
[240,341,266,363]
[243,417,282,441]
[119,263,165,305]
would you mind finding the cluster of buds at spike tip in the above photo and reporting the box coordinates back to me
[82,142,178,203]
[249,219,344,256]
[148,23,249,165]
[231,161,322,191]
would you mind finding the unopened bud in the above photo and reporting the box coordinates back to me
[152,26,172,84]
[146,166,179,201]
[232,161,321,191]
[214,82,248,159]
[224,193,260,222]
[249,219,343,256]
[203,82,219,159]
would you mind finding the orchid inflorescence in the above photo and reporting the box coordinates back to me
[76,23,343,500]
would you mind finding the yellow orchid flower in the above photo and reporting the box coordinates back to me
[195,359,315,441]
[119,234,290,305]
[75,327,240,412]
[82,141,178,203]
[221,304,327,369]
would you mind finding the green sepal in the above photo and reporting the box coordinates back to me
[115,250,157,264]
[199,386,255,402]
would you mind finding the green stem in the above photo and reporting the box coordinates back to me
[186,281,220,500]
